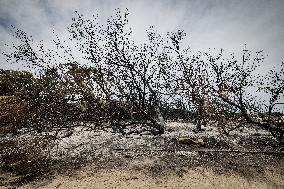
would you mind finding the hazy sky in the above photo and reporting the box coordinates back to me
[0,0,284,71]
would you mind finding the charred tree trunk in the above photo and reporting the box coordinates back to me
[154,105,166,134]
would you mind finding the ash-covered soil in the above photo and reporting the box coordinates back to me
[1,121,284,188]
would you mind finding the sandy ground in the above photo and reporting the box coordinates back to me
[18,163,284,189]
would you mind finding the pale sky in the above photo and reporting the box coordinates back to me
[1,0,284,69]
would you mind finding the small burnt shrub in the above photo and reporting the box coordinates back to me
[0,135,55,176]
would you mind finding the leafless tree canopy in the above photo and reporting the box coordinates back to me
[1,9,284,143]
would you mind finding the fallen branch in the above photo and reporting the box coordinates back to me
[113,148,284,154]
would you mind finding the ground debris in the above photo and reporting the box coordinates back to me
[1,121,284,188]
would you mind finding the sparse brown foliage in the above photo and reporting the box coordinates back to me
[0,96,28,135]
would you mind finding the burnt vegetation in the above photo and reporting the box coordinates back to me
[0,9,284,185]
